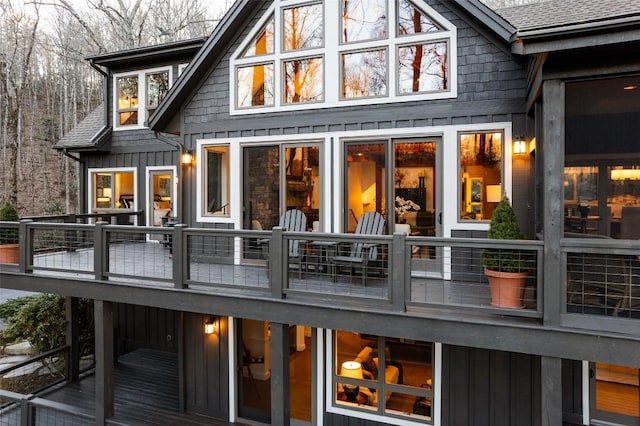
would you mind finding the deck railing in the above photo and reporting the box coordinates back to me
[0,388,94,426]
[2,219,640,330]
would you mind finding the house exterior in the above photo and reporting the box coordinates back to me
[2,0,639,425]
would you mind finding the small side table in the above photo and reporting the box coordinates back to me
[309,241,338,276]
[337,391,369,405]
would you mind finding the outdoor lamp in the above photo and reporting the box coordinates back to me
[204,316,217,335]
[513,138,527,155]
[181,150,194,165]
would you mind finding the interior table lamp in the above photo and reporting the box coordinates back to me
[341,361,363,402]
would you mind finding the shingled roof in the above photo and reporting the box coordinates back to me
[496,0,640,33]
[54,103,110,150]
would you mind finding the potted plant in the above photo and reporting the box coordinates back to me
[482,195,528,308]
[0,201,20,264]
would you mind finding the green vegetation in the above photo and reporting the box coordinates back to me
[0,201,20,244]
[482,196,526,273]
[0,294,93,354]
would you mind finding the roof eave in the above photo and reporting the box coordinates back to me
[453,0,517,43]
[511,18,640,55]
[148,0,266,133]
[87,38,208,68]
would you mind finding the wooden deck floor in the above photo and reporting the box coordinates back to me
[39,349,236,426]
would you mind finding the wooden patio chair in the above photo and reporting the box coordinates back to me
[260,209,307,278]
[332,211,385,286]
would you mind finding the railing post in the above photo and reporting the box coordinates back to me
[94,222,107,281]
[64,214,77,252]
[18,219,33,274]
[20,394,35,426]
[173,224,187,289]
[392,232,407,312]
[270,227,284,298]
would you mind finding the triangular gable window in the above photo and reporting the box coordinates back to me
[397,0,442,35]
[241,15,274,57]
[230,0,457,115]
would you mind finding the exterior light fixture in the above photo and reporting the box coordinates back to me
[204,316,217,335]
[513,138,527,155]
[181,150,194,165]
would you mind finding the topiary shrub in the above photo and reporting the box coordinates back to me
[0,201,19,244]
[482,195,526,273]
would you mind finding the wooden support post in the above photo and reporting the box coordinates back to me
[18,219,32,274]
[173,224,187,288]
[66,297,80,382]
[392,232,407,312]
[542,79,564,327]
[270,227,284,299]
[540,356,563,426]
[94,222,107,281]
[95,300,114,424]
[270,322,290,426]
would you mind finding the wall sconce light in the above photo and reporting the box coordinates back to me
[181,150,194,165]
[204,316,217,335]
[513,138,528,155]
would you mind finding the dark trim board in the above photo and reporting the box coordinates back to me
[3,273,640,367]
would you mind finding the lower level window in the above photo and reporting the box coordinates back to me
[332,330,434,424]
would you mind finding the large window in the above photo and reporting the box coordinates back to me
[459,132,503,221]
[231,0,456,114]
[114,67,171,129]
[90,169,136,211]
[330,330,435,424]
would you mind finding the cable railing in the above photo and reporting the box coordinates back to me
[4,219,640,330]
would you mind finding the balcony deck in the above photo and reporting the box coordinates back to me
[0,349,232,426]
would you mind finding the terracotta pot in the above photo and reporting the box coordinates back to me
[0,243,19,264]
[484,268,528,308]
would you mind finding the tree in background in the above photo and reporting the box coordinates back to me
[0,0,231,216]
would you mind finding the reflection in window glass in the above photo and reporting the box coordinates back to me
[283,57,324,104]
[237,63,274,108]
[205,146,230,216]
[146,71,169,114]
[342,49,387,99]
[341,0,387,43]
[398,42,448,94]
[459,132,502,221]
[242,15,274,57]
[397,0,441,35]
[282,3,324,52]
[117,76,139,126]
[333,330,433,421]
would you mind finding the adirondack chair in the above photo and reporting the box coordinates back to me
[260,209,307,278]
[333,211,385,286]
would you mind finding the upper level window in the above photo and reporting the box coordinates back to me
[114,67,171,129]
[230,0,456,115]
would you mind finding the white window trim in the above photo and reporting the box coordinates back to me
[324,329,443,426]
[112,66,173,130]
[229,0,457,115]
[145,165,178,227]
[195,123,512,237]
[196,144,232,221]
[87,167,138,223]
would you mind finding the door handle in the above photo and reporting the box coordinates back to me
[438,212,442,225]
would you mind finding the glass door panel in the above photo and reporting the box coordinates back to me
[394,139,441,276]
[244,146,280,232]
[237,319,271,423]
[285,145,320,230]
[345,142,387,232]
